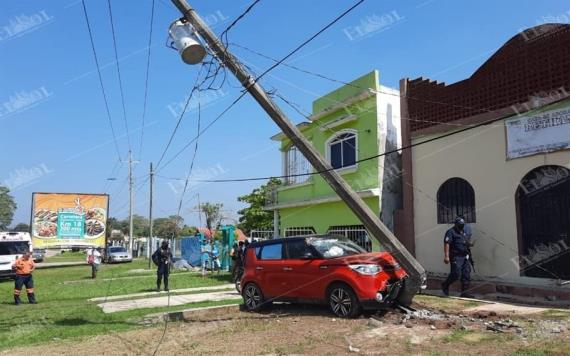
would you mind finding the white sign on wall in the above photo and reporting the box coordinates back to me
[506,105,570,159]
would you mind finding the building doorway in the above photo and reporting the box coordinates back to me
[516,165,570,280]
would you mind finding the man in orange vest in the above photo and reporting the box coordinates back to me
[12,251,37,305]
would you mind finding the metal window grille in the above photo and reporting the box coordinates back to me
[327,225,372,252]
[437,178,476,224]
[284,227,316,237]
[286,146,311,185]
[250,230,274,241]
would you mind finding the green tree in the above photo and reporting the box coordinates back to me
[131,214,150,237]
[0,186,17,230]
[198,202,223,231]
[237,178,281,234]
[12,223,30,233]
[153,215,184,239]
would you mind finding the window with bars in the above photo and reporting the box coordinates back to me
[284,227,316,237]
[327,225,372,252]
[284,145,311,185]
[328,132,357,169]
[437,177,476,224]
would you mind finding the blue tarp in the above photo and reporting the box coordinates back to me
[180,236,202,267]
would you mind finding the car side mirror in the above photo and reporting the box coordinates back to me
[300,252,314,260]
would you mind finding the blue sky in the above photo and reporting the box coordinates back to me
[1,0,569,226]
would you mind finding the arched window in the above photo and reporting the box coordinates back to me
[437,178,476,223]
[327,131,357,169]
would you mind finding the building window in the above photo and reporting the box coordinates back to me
[284,227,316,237]
[327,225,372,252]
[437,178,476,224]
[284,145,311,185]
[328,131,357,169]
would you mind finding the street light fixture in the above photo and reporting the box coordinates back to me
[168,19,206,65]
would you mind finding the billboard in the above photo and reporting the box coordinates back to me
[31,193,109,249]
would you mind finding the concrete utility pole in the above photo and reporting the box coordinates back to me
[127,150,139,255]
[148,162,154,269]
[170,0,426,305]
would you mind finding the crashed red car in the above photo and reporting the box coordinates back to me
[240,235,407,318]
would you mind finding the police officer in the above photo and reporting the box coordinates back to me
[441,217,475,298]
[12,251,37,305]
[152,241,173,292]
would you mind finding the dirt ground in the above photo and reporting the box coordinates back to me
[5,298,570,356]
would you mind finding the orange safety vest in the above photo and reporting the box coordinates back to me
[12,257,35,275]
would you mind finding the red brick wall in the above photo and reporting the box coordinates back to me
[406,24,570,132]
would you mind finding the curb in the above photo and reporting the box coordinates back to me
[145,303,242,323]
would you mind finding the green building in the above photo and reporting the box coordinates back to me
[263,70,402,251]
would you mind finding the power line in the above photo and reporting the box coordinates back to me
[232,42,509,126]
[80,0,122,160]
[138,0,156,160]
[107,0,131,151]
[252,0,365,85]
[176,99,202,216]
[154,63,205,170]
[156,0,365,173]
[155,103,526,184]
[219,0,262,46]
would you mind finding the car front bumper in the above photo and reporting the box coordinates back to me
[108,256,132,263]
[359,279,404,310]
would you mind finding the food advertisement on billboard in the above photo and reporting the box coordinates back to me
[31,193,109,248]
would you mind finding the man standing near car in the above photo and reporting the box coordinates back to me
[87,247,102,279]
[12,251,37,305]
[441,217,475,298]
[152,241,173,292]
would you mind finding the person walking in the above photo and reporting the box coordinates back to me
[12,251,37,305]
[87,247,103,279]
[441,217,475,298]
[152,241,173,292]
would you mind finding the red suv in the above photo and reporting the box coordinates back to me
[240,235,407,318]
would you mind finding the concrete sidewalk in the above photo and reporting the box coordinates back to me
[89,284,234,302]
[98,289,241,313]
[36,261,86,269]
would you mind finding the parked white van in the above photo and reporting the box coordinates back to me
[0,232,33,278]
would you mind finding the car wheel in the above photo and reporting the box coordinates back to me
[327,283,361,318]
[242,283,265,311]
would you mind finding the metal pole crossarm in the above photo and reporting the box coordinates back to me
[170,0,426,305]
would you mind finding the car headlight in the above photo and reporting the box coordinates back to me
[349,264,382,275]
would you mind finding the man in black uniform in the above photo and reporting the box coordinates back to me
[441,217,475,298]
[152,241,173,292]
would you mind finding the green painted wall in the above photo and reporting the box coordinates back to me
[279,196,381,251]
[277,70,381,205]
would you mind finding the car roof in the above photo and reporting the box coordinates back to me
[249,234,340,248]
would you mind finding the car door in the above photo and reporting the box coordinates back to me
[283,239,329,300]
[256,242,287,298]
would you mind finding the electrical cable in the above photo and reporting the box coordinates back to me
[157,0,366,173]
[107,0,132,151]
[139,0,156,160]
[80,0,123,161]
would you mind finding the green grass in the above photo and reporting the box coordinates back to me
[43,251,87,263]
[0,259,233,350]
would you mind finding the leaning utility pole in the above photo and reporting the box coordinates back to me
[148,162,154,269]
[170,0,426,305]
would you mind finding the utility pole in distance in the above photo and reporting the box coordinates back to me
[169,0,426,305]
[148,162,154,270]
[128,150,139,256]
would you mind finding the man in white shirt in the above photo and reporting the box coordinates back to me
[87,248,102,279]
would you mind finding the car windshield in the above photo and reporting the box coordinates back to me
[109,247,127,253]
[0,242,30,255]
[308,237,366,258]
